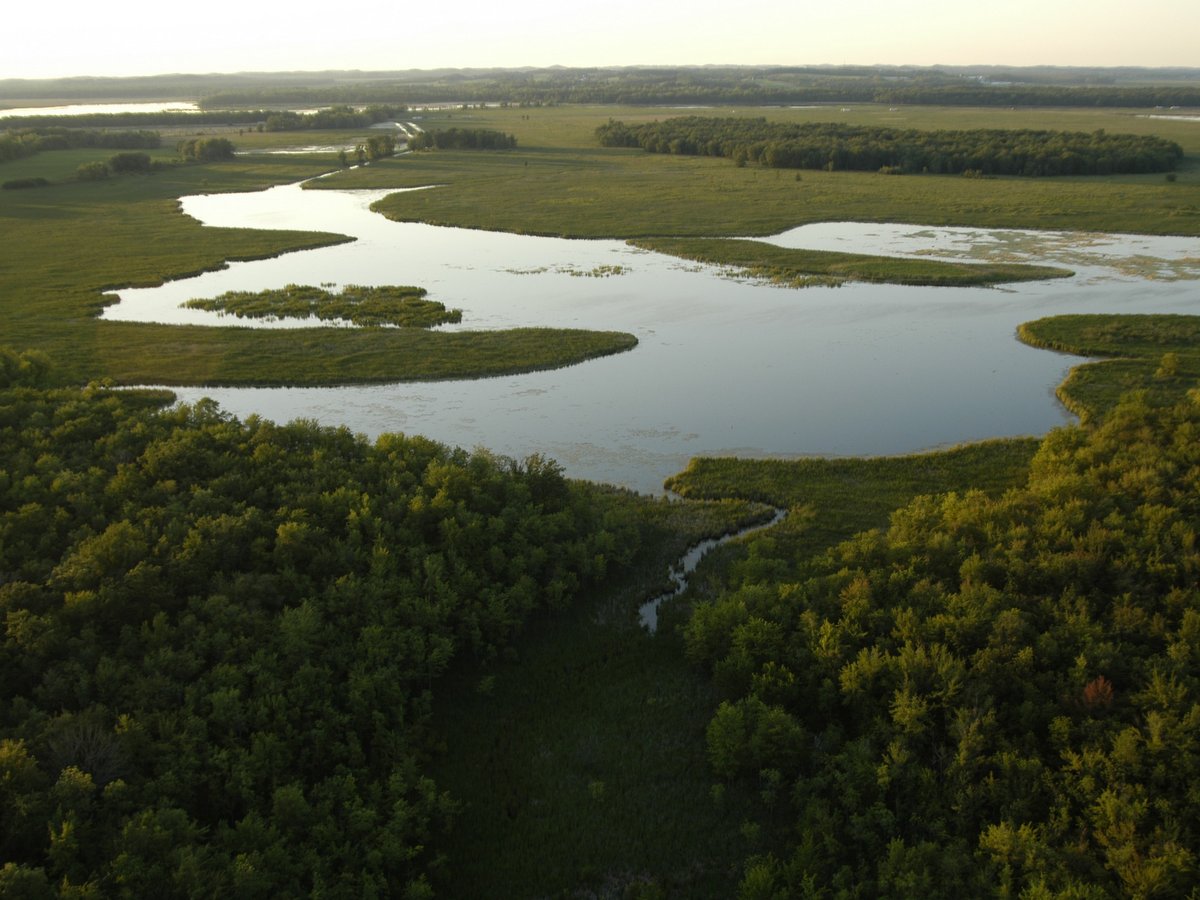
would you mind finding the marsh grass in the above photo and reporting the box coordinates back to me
[632,237,1072,287]
[429,493,772,898]
[665,438,1041,577]
[89,324,638,387]
[1018,314,1200,419]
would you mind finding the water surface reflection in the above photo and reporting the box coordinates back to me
[106,182,1200,493]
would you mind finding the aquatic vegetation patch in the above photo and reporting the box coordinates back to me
[632,237,1072,287]
[184,283,463,327]
[502,263,628,277]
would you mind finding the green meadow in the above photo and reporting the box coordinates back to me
[323,104,1200,238]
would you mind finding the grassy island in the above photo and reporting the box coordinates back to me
[184,283,463,328]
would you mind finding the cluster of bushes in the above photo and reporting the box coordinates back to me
[176,137,235,162]
[1,176,50,190]
[408,128,516,151]
[686,389,1200,896]
[0,350,637,896]
[362,134,396,161]
[73,152,155,182]
[597,117,1184,176]
[68,139,236,183]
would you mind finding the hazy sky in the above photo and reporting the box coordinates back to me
[5,0,1199,80]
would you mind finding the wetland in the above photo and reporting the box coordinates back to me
[105,177,1200,493]
[6,82,1200,897]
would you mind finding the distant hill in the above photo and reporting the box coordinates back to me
[3,65,1200,108]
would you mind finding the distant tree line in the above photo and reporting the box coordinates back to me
[874,83,1200,108]
[195,68,1200,110]
[6,67,1200,112]
[7,65,1200,107]
[1,106,407,146]
[596,116,1184,176]
[0,129,160,164]
[263,104,408,132]
[408,128,517,151]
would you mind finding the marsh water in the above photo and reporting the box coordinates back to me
[104,179,1200,494]
[0,101,201,118]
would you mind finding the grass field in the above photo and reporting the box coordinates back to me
[316,104,1200,238]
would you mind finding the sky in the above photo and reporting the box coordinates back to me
[4,0,1199,80]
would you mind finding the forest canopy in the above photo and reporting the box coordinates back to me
[596,117,1184,176]
[684,388,1200,897]
[408,128,517,151]
[0,356,637,897]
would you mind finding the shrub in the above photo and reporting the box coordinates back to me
[0,177,49,190]
[77,161,110,181]
[108,152,152,174]
[177,137,235,162]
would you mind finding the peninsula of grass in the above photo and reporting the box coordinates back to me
[632,237,1072,287]
[665,437,1041,571]
[184,283,463,328]
[1018,313,1200,420]
[91,324,638,387]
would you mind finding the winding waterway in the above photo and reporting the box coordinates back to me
[639,508,788,632]
[104,179,1200,494]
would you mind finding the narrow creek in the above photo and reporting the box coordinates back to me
[639,507,789,632]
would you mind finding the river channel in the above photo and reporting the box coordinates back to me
[104,179,1200,494]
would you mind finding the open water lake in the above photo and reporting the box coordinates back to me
[104,179,1200,494]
